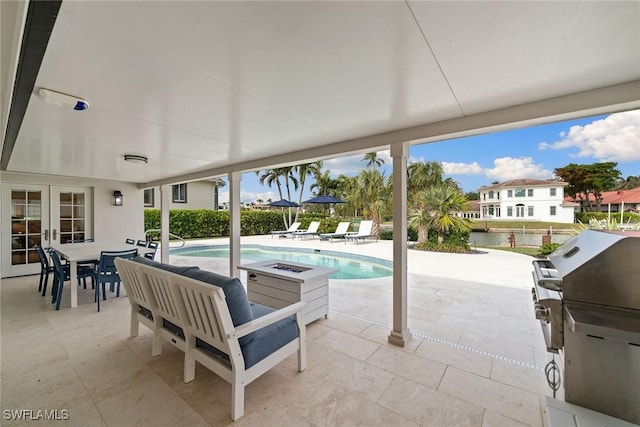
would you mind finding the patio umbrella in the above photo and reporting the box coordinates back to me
[302,195,345,217]
[268,199,299,207]
[302,195,345,204]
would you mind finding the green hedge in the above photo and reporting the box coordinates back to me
[144,209,349,240]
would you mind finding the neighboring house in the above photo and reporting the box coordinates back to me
[144,180,223,210]
[478,179,574,223]
[563,187,640,214]
[452,200,481,219]
[600,187,640,213]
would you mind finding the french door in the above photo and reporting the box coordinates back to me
[2,184,92,277]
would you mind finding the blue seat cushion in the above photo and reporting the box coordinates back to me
[195,302,298,369]
[131,257,252,330]
[177,268,254,333]
[132,256,201,275]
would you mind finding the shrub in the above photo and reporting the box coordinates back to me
[415,241,471,253]
[538,242,562,257]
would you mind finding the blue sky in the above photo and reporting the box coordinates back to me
[222,109,640,203]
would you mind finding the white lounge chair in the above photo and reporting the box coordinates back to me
[319,222,351,243]
[270,222,301,238]
[293,221,320,240]
[345,220,377,245]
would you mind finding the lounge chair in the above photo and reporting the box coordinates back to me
[319,222,351,243]
[345,220,377,245]
[293,221,320,240]
[270,222,301,238]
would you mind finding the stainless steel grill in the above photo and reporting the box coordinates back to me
[531,230,640,424]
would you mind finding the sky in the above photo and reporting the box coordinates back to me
[220,109,640,204]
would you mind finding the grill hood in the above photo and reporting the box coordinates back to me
[548,230,640,310]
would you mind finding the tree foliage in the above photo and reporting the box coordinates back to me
[554,162,621,211]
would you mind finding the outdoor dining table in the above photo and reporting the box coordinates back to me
[49,241,152,308]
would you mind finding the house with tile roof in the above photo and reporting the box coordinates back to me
[478,179,575,223]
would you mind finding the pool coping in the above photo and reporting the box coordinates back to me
[170,243,394,268]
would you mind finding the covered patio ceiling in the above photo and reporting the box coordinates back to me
[1,1,639,187]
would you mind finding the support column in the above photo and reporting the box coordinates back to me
[160,184,170,263]
[388,142,411,347]
[229,172,242,278]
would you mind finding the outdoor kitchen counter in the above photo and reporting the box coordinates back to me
[239,259,338,325]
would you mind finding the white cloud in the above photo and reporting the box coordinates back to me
[485,157,552,181]
[442,161,483,175]
[538,110,640,162]
[324,150,390,176]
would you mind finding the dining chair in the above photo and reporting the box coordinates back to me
[125,238,135,245]
[145,242,158,260]
[136,240,149,247]
[49,249,95,310]
[95,248,138,311]
[35,245,54,295]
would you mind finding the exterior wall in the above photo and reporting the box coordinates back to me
[144,181,214,210]
[479,184,574,223]
[1,171,144,243]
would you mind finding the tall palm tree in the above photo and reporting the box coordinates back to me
[347,168,391,236]
[294,161,322,222]
[409,183,471,245]
[256,168,292,227]
[362,152,385,168]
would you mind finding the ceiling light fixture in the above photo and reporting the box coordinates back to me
[38,88,89,111]
[123,154,148,164]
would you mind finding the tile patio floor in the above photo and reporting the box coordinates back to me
[1,236,553,426]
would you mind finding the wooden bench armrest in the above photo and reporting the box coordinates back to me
[228,301,306,339]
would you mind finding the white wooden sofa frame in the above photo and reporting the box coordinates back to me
[115,258,307,421]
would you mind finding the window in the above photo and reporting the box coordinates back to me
[527,189,534,197]
[507,206,513,216]
[488,191,494,199]
[550,188,556,196]
[550,206,556,216]
[507,190,513,197]
[144,189,154,207]
[528,206,534,216]
[172,184,187,203]
[515,188,525,197]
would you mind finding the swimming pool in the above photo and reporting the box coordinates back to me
[170,245,392,280]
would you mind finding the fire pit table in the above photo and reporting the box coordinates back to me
[239,260,338,325]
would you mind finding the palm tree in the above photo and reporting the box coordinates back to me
[410,183,471,245]
[310,170,338,197]
[294,161,322,222]
[407,161,445,241]
[256,168,291,227]
[362,152,385,168]
[347,168,391,236]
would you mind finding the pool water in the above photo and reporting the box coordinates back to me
[170,245,392,280]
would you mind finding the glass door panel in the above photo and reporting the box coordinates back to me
[2,184,50,276]
[52,187,92,245]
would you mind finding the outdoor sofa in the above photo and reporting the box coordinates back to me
[115,256,307,421]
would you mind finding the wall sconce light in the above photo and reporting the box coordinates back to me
[113,190,123,206]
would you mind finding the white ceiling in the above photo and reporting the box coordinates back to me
[2,1,640,186]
